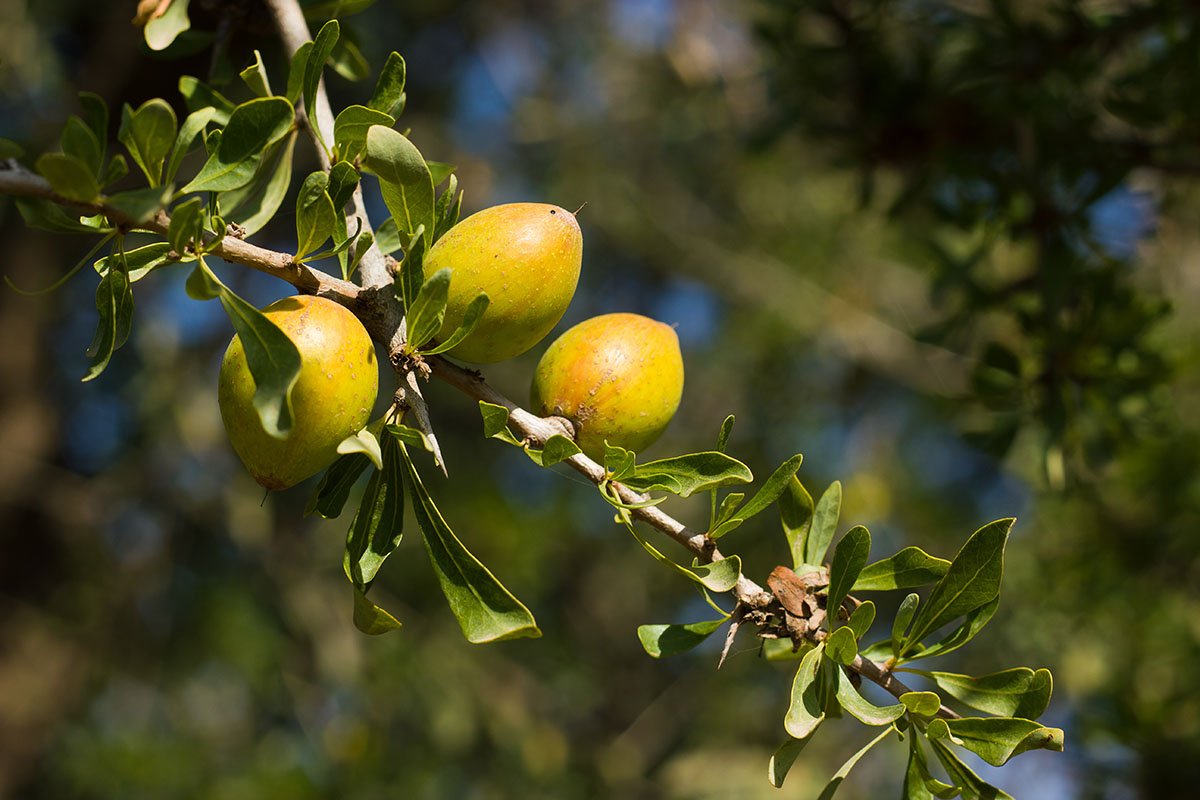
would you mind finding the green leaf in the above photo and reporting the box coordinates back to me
[903,519,1012,652]
[523,434,581,468]
[826,525,870,629]
[238,49,272,97]
[712,492,745,528]
[337,428,383,471]
[426,161,455,187]
[899,691,942,718]
[61,116,103,175]
[406,267,451,349]
[304,20,340,150]
[769,734,815,789]
[36,153,99,202]
[374,216,403,255]
[932,717,1063,767]
[785,645,827,739]
[604,443,637,480]
[622,452,754,498]
[78,92,108,146]
[144,0,191,51]
[164,107,216,185]
[385,423,434,453]
[847,600,875,640]
[824,626,858,665]
[0,137,25,159]
[178,76,234,126]
[636,617,727,658]
[330,35,370,81]
[100,155,128,188]
[328,160,360,211]
[402,447,541,643]
[780,476,815,569]
[478,401,522,446]
[369,52,407,118]
[906,737,956,800]
[623,520,741,592]
[854,547,952,592]
[397,226,427,309]
[82,257,133,381]
[833,667,904,725]
[352,585,402,635]
[716,415,735,451]
[94,242,175,283]
[433,180,462,241]
[294,171,336,261]
[344,433,404,589]
[806,481,842,567]
[306,454,370,519]
[220,131,297,236]
[118,99,177,187]
[816,727,896,800]
[362,125,435,247]
[892,592,920,649]
[285,41,312,104]
[915,668,1052,719]
[14,198,105,234]
[334,105,394,162]
[168,197,204,257]
[183,97,295,192]
[909,597,1001,663]
[929,740,1014,800]
[190,257,301,437]
[6,233,114,297]
[105,185,172,224]
[710,453,803,538]
[421,292,489,355]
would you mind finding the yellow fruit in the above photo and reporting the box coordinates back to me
[423,202,582,363]
[218,295,378,490]
[531,313,684,461]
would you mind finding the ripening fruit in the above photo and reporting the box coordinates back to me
[423,202,583,363]
[218,295,378,490]
[531,313,684,461]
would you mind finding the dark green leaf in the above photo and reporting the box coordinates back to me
[100,155,128,187]
[14,198,104,234]
[903,519,1012,651]
[374,216,403,255]
[781,476,815,570]
[285,41,312,104]
[930,740,1014,800]
[906,737,957,800]
[636,617,727,658]
[854,547,952,592]
[78,92,108,146]
[711,452,803,538]
[892,592,920,649]
[385,423,433,453]
[397,226,427,309]
[916,668,1052,719]
[294,171,336,261]
[622,451,754,498]
[168,197,204,257]
[847,600,875,640]
[118,99,177,186]
[827,525,870,628]
[421,292,489,355]
[406,267,451,349]
[426,161,455,187]
[144,0,191,51]
[478,401,522,446]
[178,75,234,126]
[36,153,99,202]
[165,107,216,185]
[908,597,1000,663]
[834,666,904,725]
[805,481,842,567]
[931,717,1063,767]
[105,185,172,224]
[304,20,340,149]
[361,125,435,247]
[220,131,297,236]
[402,447,541,643]
[330,35,370,81]
[328,160,360,211]
[369,52,407,118]
[768,734,814,789]
[82,261,133,382]
[306,453,370,519]
[816,727,896,800]
[94,242,175,283]
[238,49,272,97]
[61,117,102,175]
[352,585,402,635]
[344,433,404,588]
[184,97,295,192]
[334,105,394,162]
[785,645,826,739]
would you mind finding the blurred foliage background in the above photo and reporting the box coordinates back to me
[2,0,1199,797]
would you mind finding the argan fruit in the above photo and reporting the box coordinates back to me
[423,202,582,363]
[218,295,378,490]
[530,313,684,461]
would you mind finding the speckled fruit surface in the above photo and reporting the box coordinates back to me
[531,313,684,461]
[423,202,582,363]
[218,295,378,490]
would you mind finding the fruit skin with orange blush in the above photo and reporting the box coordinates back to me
[422,202,583,363]
[530,313,684,461]
[218,295,378,490]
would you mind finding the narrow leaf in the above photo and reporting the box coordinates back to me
[622,451,754,498]
[294,171,336,260]
[785,645,826,739]
[805,481,842,566]
[637,617,727,658]
[769,734,815,789]
[847,600,875,640]
[369,52,407,118]
[816,726,896,800]
[834,666,904,725]
[826,525,870,629]
[421,292,490,355]
[306,453,370,519]
[183,97,295,192]
[344,433,404,588]
[220,131,297,236]
[406,267,451,348]
[82,263,133,381]
[930,740,1014,800]
[623,520,741,592]
[118,99,177,186]
[854,547,951,592]
[304,20,340,149]
[710,452,803,538]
